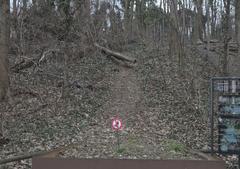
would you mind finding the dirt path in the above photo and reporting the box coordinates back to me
[64,64,145,158]
[101,66,141,124]
[64,59,200,160]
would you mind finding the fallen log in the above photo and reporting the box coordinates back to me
[0,143,78,165]
[94,43,137,63]
[11,59,35,73]
[189,149,220,161]
[108,55,135,68]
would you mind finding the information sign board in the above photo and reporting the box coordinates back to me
[210,77,240,159]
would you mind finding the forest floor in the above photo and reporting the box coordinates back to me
[0,43,236,168]
[61,52,203,160]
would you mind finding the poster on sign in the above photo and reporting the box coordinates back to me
[215,80,240,93]
[218,118,240,153]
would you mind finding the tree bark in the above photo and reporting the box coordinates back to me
[197,0,203,40]
[193,0,203,42]
[94,43,137,63]
[232,0,240,76]
[12,0,17,16]
[0,0,10,101]
[168,0,184,68]
[221,0,231,75]
[32,0,36,7]
[210,0,217,38]
[205,0,210,60]
[124,0,130,30]
[236,0,240,48]
[0,143,79,165]
[23,0,27,12]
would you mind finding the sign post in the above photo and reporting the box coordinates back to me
[210,77,240,168]
[112,117,123,151]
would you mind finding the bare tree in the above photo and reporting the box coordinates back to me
[193,0,203,42]
[221,0,231,75]
[32,0,36,7]
[236,0,240,54]
[23,0,28,12]
[168,0,184,68]
[205,0,210,59]
[13,0,17,16]
[123,0,132,40]
[0,0,10,101]
[210,0,217,38]
[232,0,240,75]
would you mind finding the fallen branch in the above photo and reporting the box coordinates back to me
[108,55,135,68]
[38,49,60,63]
[189,149,220,161]
[94,43,137,63]
[11,59,35,73]
[0,143,78,165]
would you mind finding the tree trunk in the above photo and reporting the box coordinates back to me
[193,0,203,42]
[192,7,198,43]
[236,0,240,46]
[210,0,217,38]
[168,0,184,68]
[12,0,17,16]
[221,0,231,75]
[205,0,210,60]
[23,0,27,12]
[197,0,203,41]
[232,0,240,76]
[129,0,134,40]
[182,0,186,45]
[83,0,90,18]
[135,0,146,35]
[94,43,137,63]
[0,0,10,101]
[135,0,141,31]
[32,0,36,7]
[124,0,130,32]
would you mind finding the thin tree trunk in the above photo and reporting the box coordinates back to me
[222,0,231,75]
[210,0,217,38]
[197,0,203,41]
[205,0,210,60]
[13,0,17,16]
[233,0,240,75]
[182,0,186,45]
[0,0,10,138]
[0,0,10,101]
[168,0,184,68]
[236,0,240,49]
[124,0,130,32]
[84,0,91,18]
[32,0,36,5]
[129,0,134,40]
[193,7,198,44]
[193,0,203,42]
[23,0,27,12]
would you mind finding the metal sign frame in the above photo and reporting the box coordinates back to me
[210,77,240,158]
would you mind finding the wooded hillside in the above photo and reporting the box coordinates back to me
[0,0,239,168]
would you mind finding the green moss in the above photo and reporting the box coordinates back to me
[165,139,186,153]
[117,148,126,154]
